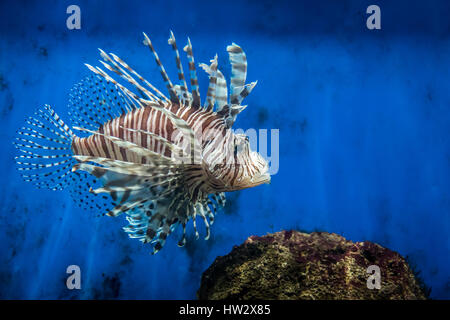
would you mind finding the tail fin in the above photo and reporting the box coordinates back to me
[14,105,76,191]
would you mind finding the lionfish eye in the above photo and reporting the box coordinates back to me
[245,136,249,142]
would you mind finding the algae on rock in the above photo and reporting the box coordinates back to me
[198,230,427,300]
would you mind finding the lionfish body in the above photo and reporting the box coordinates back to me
[14,32,270,253]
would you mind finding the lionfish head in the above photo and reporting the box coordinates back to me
[206,132,270,192]
[236,134,270,189]
[193,41,270,192]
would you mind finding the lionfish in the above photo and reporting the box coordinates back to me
[14,32,270,254]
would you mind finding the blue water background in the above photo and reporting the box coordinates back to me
[0,0,449,299]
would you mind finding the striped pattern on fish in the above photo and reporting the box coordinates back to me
[71,102,225,162]
[14,31,270,254]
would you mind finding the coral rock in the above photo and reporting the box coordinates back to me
[198,231,427,300]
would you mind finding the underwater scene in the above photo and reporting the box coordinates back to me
[0,0,449,300]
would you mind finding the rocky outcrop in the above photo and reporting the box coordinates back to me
[198,231,427,300]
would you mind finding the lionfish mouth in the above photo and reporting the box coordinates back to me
[248,172,271,187]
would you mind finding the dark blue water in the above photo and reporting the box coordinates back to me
[0,0,449,299]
